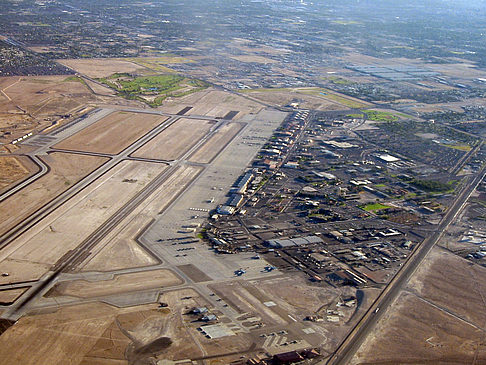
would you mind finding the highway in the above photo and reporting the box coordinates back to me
[327,162,486,365]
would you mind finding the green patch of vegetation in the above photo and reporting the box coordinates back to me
[440,143,472,152]
[359,203,391,212]
[410,179,455,193]
[63,76,88,87]
[322,76,353,85]
[346,113,364,119]
[99,74,209,107]
[363,109,400,122]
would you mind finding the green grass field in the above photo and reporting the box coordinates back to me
[360,203,391,212]
[99,74,209,107]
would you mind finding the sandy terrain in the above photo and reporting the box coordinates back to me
[0,155,37,192]
[79,165,202,272]
[133,118,214,160]
[0,152,108,237]
[0,288,28,304]
[189,122,243,164]
[54,111,168,154]
[0,161,166,284]
[353,292,486,364]
[242,89,354,111]
[156,89,264,119]
[353,248,486,364]
[48,269,183,298]
[0,75,100,144]
[0,288,211,364]
[58,58,148,78]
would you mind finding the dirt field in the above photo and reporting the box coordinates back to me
[241,88,356,111]
[0,288,211,364]
[79,165,202,272]
[54,111,168,154]
[58,58,148,78]
[0,155,37,192]
[133,118,214,160]
[155,89,264,119]
[48,269,183,298]
[0,152,108,237]
[189,122,243,164]
[0,75,100,144]
[0,161,166,284]
[0,288,28,304]
[353,248,486,364]
[353,292,486,364]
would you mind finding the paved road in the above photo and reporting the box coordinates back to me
[327,162,486,365]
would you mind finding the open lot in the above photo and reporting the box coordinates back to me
[0,288,28,304]
[0,160,166,284]
[58,58,149,78]
[157,89,264,119]
[0,155,37,192]
[240,87,367,110]
[353,291,486,364]
[189,122,244,164]
[132,118,214,160]
[0,75,100,144]
[48,269,183,298]
[54,111,168,154]
[0,152,108,237]
[0,287,233,364]
[353,248,486,364]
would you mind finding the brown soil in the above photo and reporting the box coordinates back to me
[0,155,37,192]
[0,75,100,144]
[132,118,213,160]
[47,269,183,298]
[58,59,148,78]
[353,248,486,364]
[54,111,168,154]
[0,152,108,237]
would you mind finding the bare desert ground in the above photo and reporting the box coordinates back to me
[0,161,166,284]
[48,269,183,298]
[58,58,148,78]
[132,118,214,160]
[0,288,220,365]
[353,247,486,364]
[0,75,100,144]
[0,155,37,192]
[54,111,168,154]
[0,152,108,236]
